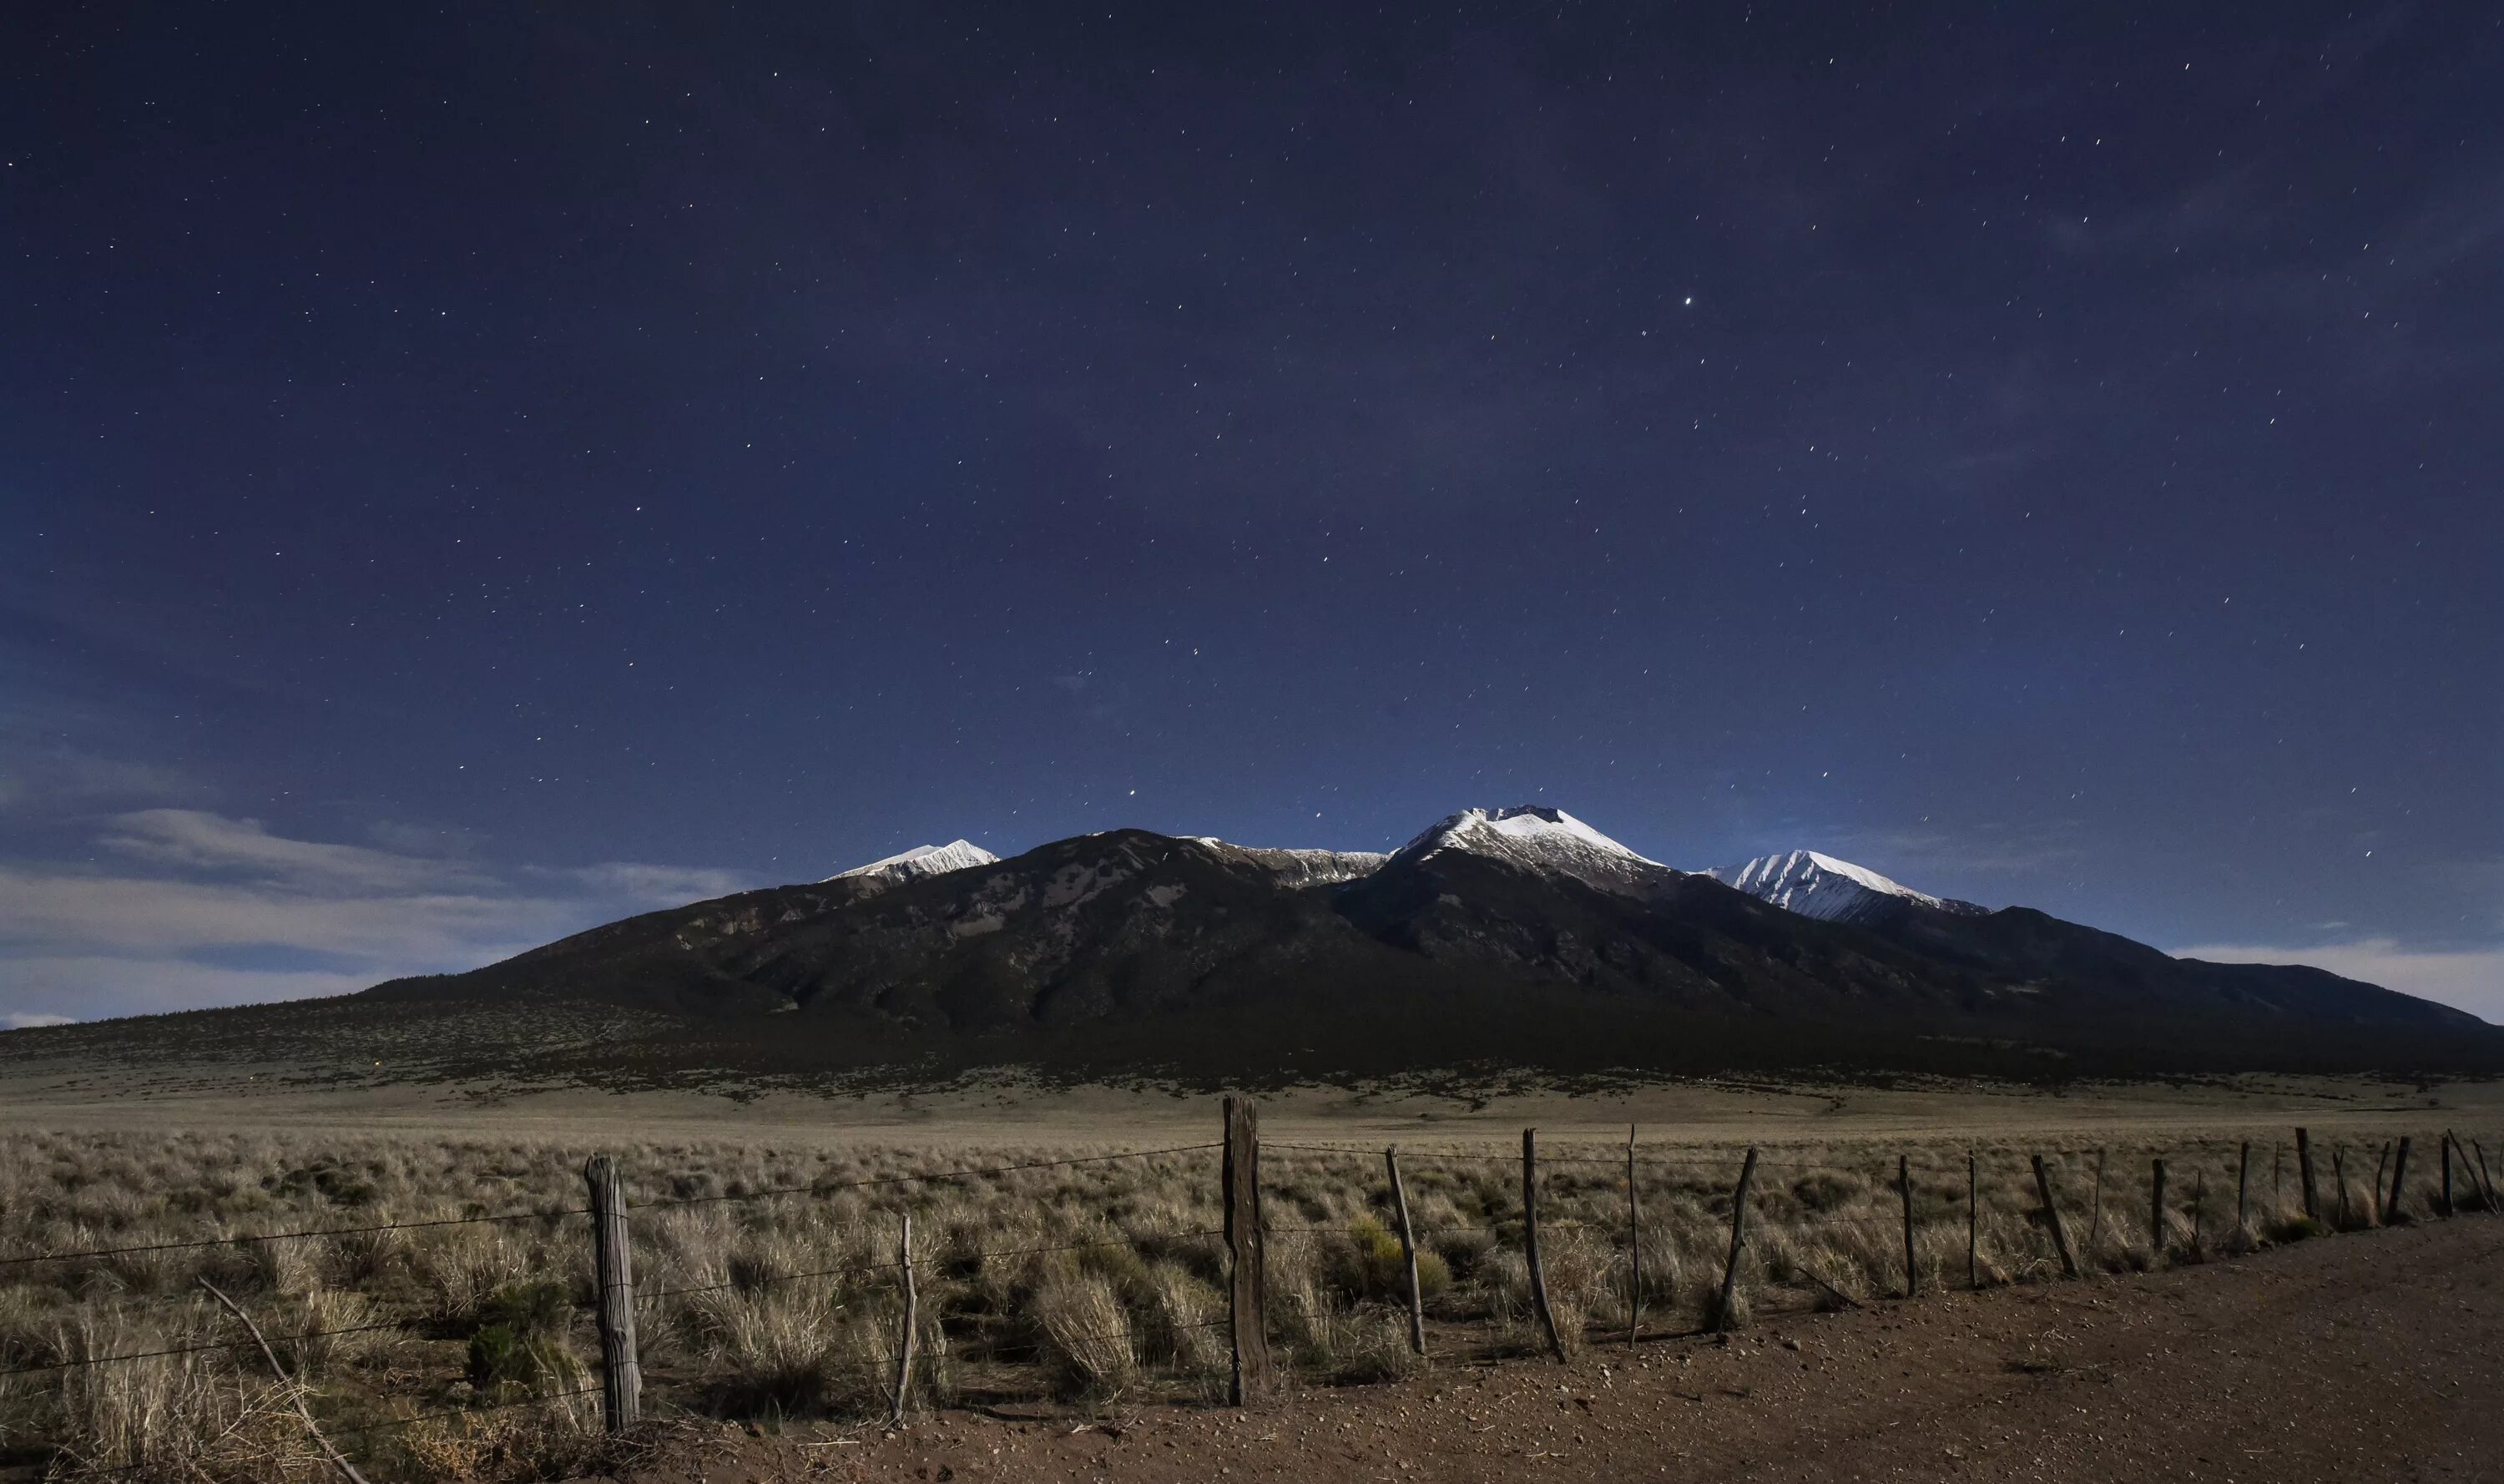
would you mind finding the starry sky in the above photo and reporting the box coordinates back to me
[4,2,2500,1027]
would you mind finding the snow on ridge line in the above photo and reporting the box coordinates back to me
[825,839,1000,883]
[1403,805,1665,868]
[1708,848,1982,921]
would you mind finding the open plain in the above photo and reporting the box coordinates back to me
[3,1072,2497,1481]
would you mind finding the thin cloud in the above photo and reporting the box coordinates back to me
[1,811,757,1027]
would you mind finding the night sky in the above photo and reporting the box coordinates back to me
[5,3,2500,1027]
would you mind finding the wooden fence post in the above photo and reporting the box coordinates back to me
[2295,1128,2319,1221]
[2273,1143,2283,1217]
[2385,1137,2412,1225]
[1966,1151,1979,1290]
[1714,1148,1759,1330]
[2032,1155,2079,1279]
[2235,1143,2250,1239]
[1385,1147,1426,1356]
[583,1153,641,1435]
[2476,1140,2500,1210]
[1522,1129,1566,1362]
[1223,1094,1271,1405]
[2148,1158,2168,1264]
[1898,1155,1917,1299]
[2372,1143,2393,1224]
[2332,1148,2350,1228]
[1625,1125,1642,1350]
[2083,1148,2108,1262]
[891,1212,917,1428]
[2440,1133,2456,1218]
[2189,1171,2207,1259]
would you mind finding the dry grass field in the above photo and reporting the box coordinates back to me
[3,1072,2497,1482]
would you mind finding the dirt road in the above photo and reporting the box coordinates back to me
[623,1218,2504,1483]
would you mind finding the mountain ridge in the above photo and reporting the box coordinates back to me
[3,805,2488,1087]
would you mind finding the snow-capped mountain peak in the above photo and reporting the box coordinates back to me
[1707,849,1984,923]
[1397,805,1676,896]
[825,839,999,886]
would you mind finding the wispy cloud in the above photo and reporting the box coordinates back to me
[2173,936,2504,1023]
[1,811,758,1028]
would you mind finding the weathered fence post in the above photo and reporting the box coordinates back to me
[2440,1133,2456,1218]
[2148,1158,2168,1264]
[2295,1128,2319,1221]
[1714,1148,1759,1330]
[2373,1143,2393,1224]
[2032,1154,2079,1279]
[1522,1128,1566,1362]
[1385,1147,1426,1356]
[2235,1143,2251,1239]
[583,1153,641,1435]
[2332,1148,2350,1228]
[2385,1137,2412,1224]
[2274,1143,2283,1216]
[1966,1151,1979,1290]
[2189,1171,2208,1259]
[2476,1141,2500,1210]
[891,1212,918,1427]
[1625,1124,1642,1350]
[1223,1094,1270,1405]
[1898,1154,1918,1299]
[2083,1148,2108,1261]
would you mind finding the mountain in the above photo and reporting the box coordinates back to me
[825,840,998,887]
[1709,849,1986,925]
[1395,805,1680,899]
[3,806,2490,1088]
[1189,840,1389,887]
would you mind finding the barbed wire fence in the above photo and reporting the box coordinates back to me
[3,1103,2496,1479]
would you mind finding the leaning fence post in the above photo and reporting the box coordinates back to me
[2235,1143,2251,1240]
[2032,1155,2079,1279]
[891,1211,917,1429]
[1385,1147,1426,1356]
[2083,1148,2108,1264]
[2440,1133,2456,1219]
[1223,1094,1271,1405]
[1714,1148,1759,1330]
[2476,1141,2500,1210]
[2149,1158,2168,1264]
[2372,1143,2393,1224]
[2295,1128,2319,1221]
[2189,1171,2208,1259]
[1625,1124,1642,1350]
[2385,1137,2412,1224]
[2332,1148,2350,1228]
[1897,1154,1918,1299]
[1966,1151,1979,1290]
[1522,1128,1566,1362]
[583,1153,641,1434]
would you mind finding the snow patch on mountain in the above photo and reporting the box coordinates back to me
[825,839,999,886]
[1396,805,1678,896]
[1708,849,1985,924]
[1191,840,1390,887]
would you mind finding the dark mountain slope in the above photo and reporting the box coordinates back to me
[8,820,2492,1087]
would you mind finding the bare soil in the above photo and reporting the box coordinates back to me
[618,1216,2504,1483]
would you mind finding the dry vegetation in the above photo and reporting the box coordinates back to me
[0,1123,2486,1481]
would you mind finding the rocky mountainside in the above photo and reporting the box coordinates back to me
[6,806,2489,1086]
[1709,849,1987,925]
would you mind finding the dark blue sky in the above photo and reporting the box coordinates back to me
[5,2,2499,1024]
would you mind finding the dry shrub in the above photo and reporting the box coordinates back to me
[389,1388,605,1481]
[1031,1259,1135,1400]
[40,1311,313,1482]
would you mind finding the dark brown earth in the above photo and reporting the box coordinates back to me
[616,1217,2504,1484]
